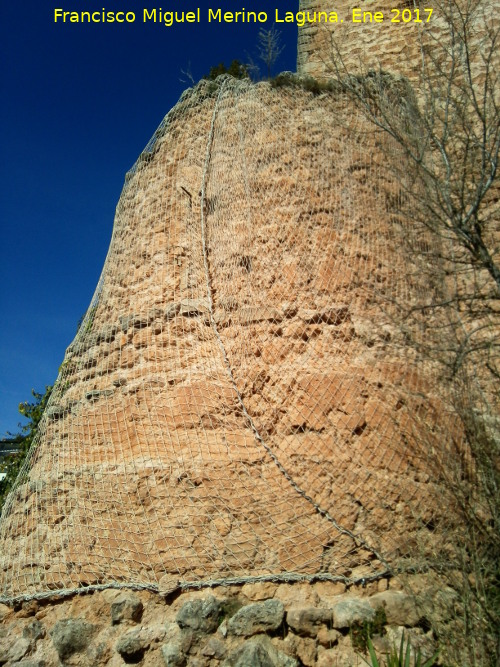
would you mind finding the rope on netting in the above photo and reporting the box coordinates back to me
[199,79,392,574]
[0,570,392,605]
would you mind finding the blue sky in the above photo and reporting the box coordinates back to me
[0,1,299,437]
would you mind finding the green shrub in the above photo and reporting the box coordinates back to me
[351,606,388,655]
[0,385,53,514]
[203,60,249,81]
[360,632,439,667]
[270,72,339,95]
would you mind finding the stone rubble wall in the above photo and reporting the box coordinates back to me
[0,577,456,667]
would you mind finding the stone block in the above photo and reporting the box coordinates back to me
[176,595,221,633]
[241,582,278,601]
[223,635,297,667]
[0,603,12,622]
[317,626,341,647]
[332,598,375,629]
[286,608,332,637]
[369,590,421,626]
[116,628,147,661]
[201,636,226,659]
[23,619,46,641]
[227,600,284,637]
[111,593,144,624]
[161,642,186,666]
[8,637,31,663]
[50,618,97,660]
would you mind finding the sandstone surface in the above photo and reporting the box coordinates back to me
[0,77,462,601]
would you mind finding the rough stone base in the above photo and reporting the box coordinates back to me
[0,577,454,666]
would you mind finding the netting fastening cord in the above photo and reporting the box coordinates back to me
[199,79,392,574]
[0,570,393,605]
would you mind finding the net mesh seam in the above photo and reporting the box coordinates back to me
[199,79,392,574]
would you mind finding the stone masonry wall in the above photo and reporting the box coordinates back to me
[0,575,457,667]
[296,0,496,82]
[0,0,497,660]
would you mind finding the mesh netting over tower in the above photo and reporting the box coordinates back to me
[0,77,465,601]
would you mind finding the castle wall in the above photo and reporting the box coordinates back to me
[296,0,496,83]
[296,0,431,80]
[0,78,459,602]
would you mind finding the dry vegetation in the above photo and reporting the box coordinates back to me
[325,0,499,663]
